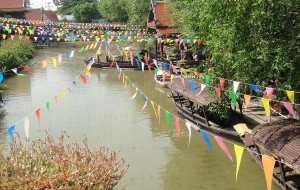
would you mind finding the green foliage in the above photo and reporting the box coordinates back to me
[125,0,150,27]
[57,0,97,14]
[0,132,129,189]
[0,39,34,71]
[98,0,128,22]
[72,2,101,23]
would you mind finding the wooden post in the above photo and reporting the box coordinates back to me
[188,99,195,120]
[268,107,271,123]
[278,161,288,190]
[154,37,157,60]
[202,105,210,126]
[160,41,164,61]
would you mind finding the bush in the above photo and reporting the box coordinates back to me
[0,132,129,189]
[0,38,34,71]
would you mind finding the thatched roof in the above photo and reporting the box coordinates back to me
[168,78,218,106]
[252,119,300,172]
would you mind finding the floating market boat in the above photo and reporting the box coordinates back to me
[154,70,171,88]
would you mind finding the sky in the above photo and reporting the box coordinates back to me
[30,0,57,10]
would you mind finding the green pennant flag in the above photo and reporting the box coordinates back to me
[80,47,85,52]
[229,91,237,106]
[33,62,39,65]
[154,68,158,75]
[136,54,142,61]
[72,38,76,42]
[7,28,11,34]
[129,81,132,89]
[165,111,172,130]
[46,102,50,111]
[18,35,23,40]
[205,75,211,85]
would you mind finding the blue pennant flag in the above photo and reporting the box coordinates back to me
[41,37,45,41]
[200,129,213,153]
[141,92,147,102]
[66,53,69,59]
[250,84,259,93]
[162,62,168,72]
[0,72,3,84]
[190,80,195,94]
[73,81,76,85]
[8,125,15,144]
[135,60,141,69]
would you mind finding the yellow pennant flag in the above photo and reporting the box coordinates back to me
[2,34,6,39]
[286,90,295,103]
[171,74,174,82]
[181,69,187,76]
[61,90,65,98]
[89,43,94,49]
[85,65,91,72]
[158,105,161,125]
[96,37,100,42]
[151,101,157,117]
[234,144,244,181]
[261,98,270,116]
[244,95,251,110]
[122,73,125,84]
[42,60,47,69]
[86,71,91,78]
[262,155,276,190]
[85,45,89,51]
[101,35,104,39]
[57,38,60,41]
[157,38,161,43]
[124,77,127,88]
[97,47,101,55]
[122,48,128,61]
[52,57,57,67]
[108,38,112,42]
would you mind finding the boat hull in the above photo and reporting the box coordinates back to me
[154,74,170,88]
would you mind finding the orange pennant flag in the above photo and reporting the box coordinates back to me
[175,116,181,139]
[215,88,221,99]
[197,40,202,47]
[244,95,251,110]
[25,36,30,41]
[158,105,161,125]
[80,74,87,85]
[262,155,276,190]
[35,109,41,130]
[10,35,15,40]
[234,144,244,181]
[220,78,225,89]
[54,96,58,105]
[42,60,47,69]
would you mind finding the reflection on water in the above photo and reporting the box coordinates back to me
[0,44,280,190]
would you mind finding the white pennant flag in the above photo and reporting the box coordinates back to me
[141,62,145,72]
[197,84,206,96]
[93,42,98,49]
[24,117,30,139]
[185,121,192,148]
[11,68,25,76]
[70,50,74,58]
[153,59,158,68]
[58,54,62,64]
[130,88,138,99]
[233,81,240,94]
[34,36,38,41]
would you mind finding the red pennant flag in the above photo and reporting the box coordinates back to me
[35,109,41,130]
[215,88,221,99]
[175,116,181,139]
[147,64,152,74]
[144,57,149,65]
[197,40,202,47]
[25,36,30,40]
[110,62,114,67]
[220,78,225,89]
[80,74,87,85]
[23,65,32,74]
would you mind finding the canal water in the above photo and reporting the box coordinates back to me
[0,43,280,190]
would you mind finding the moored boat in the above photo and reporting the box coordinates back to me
[168,77,248,143]
[242,119,300,190]
[154,70,171,88]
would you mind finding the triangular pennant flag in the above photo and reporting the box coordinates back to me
[130,87,138,99]
[244,95,251,110]
[181,68,187,76]
[0,72,3,84]
[282,102,296,118]
[141,93,148,110]
[185,122,192,147]
[229,91,237,106]
[24,117,29,139]
[197,84,206,96]
[141,62,144,72]
[261,98,270,116]
[70,50,74,58]
[250,84,259,93]
[162,62,168,72]
[61,90,65,99]
[180,77,185,88]
[175,116,180,139]
[135,59,140,69]
[8,125,15,143]
[265,87,274,100]
[214,136,233,162]
[11,68,25,76]
[54,96,58,105]
[171,74,174,82]
[46,102,50,111]
[52,57,57,67]
[165,111,172,130]
[215,88,221,99]
[67,87,73,94]
[42,60,47,69]
[35,109,41,130]
[200,129,213,152]
[172,65,178,74]
[220,78,225,89]
[158,105,161,125]
[151,100,157,117]
[286,90,295,104]
[80,74,87,85]
[234,145,244,181]
[66,52,69,59]
[205,75,211,85]
[58,54,62,64]
[190,80,195,93]
[23,65,32,74]
[262,155,276,190]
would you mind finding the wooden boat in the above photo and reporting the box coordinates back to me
[168,77,249,143]
[154,70,171,88]
[241,119,300,190]
[83,55,141,69]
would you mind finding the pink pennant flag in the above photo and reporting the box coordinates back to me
[82,36,87,41]
[58,54,62,64]
[214,136,233,162]
[141,97,148,110]
[130,56,133,66]
[175,116,181,139]
[282,102,295,118]
[180,77,185,88]
[172,65,178,74]
[93,42,98,49]
[67,87,73,94]
[265,87,274,99]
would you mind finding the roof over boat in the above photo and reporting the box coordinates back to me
[251,119,300,172]
[168,78,218,106]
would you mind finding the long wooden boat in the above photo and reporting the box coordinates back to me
[168,78,249,143]
[154,70,171,88]
[242,119,300,190]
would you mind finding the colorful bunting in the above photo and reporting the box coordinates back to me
[158,105,161,125]
[185,122,192,147]
[234,145,244,181]
[175,116,181,139]
[282,102,295,118]
[244,95,251,110]
[8,125,15,143]
[250,84,259,93]
[35,109,41,130]
[265,87,274,100]
[151,100,157,117]
[165,111,172,130]
[130,87,138,99]
[190,80,195,94]
[197,84,206,96]
[205,75,211,85]
[220,78,225,89]
[214,136,233,162]
[233,81,240,94]
[229,91,237,106]
[286,90,295,104]
[215,88,221,99]
[261,98,270,116]
[24,117,29,139]
[262,155,276,190]
[80,74,87,85]
[46,102,50,111]
[23,65,32,74]
[200,129,213,153]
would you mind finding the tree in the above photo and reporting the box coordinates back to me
[72,2,101,23]
[98,0,128,22]
[125,0,150,27]
[57,0,97,14]
[24,0,31,7]
[52,0,61,9]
